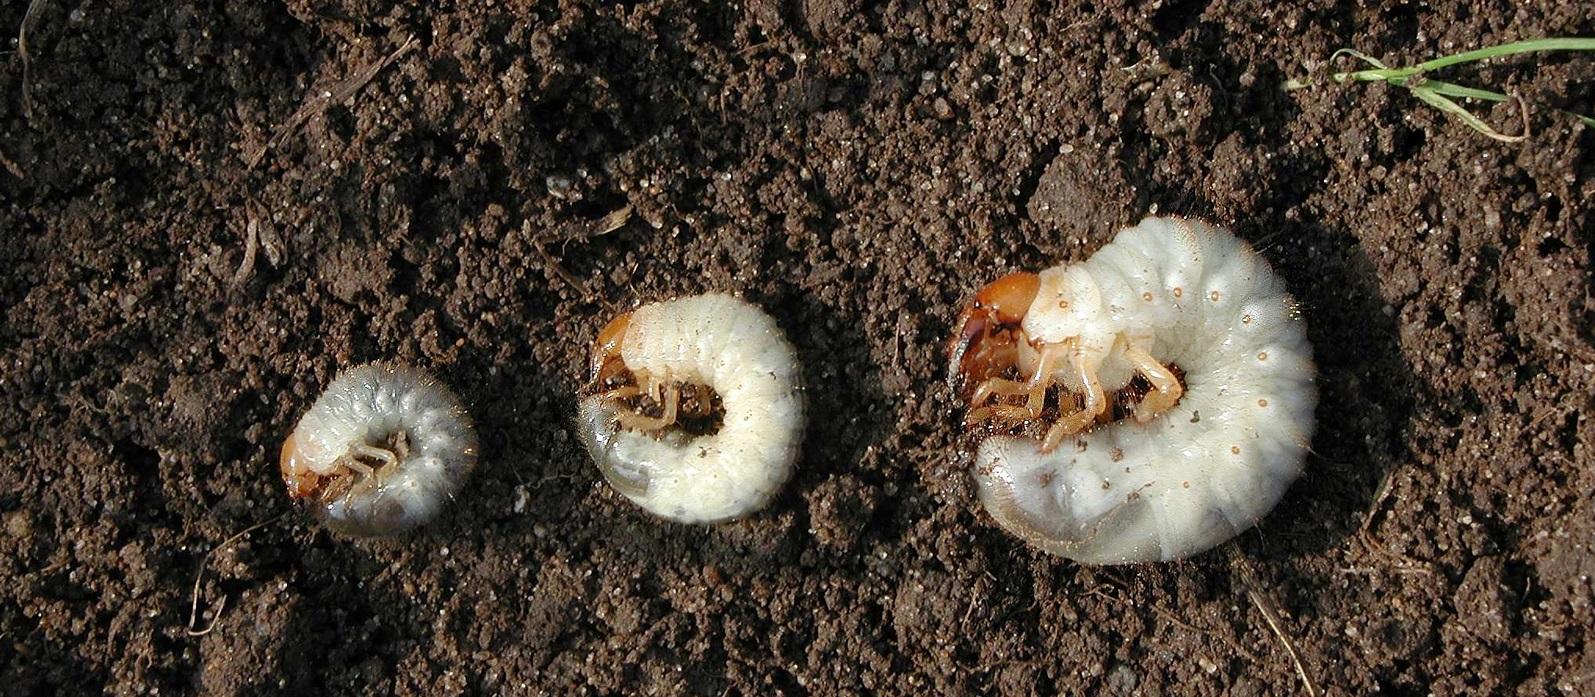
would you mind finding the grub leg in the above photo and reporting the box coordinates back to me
[969,377,1032,413]
[967,403,1052,425]
[615,383,681,432]
[971,377,1033,402]
[333,456,381,496]
[1124,345,1183,422]
[351,444,397,468]
[1041,351,1105,453]
[966,345,1059,426]
[599,384,644,403]
[341,459,376,479]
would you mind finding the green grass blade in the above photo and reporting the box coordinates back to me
[1328,38,1595,85]
[1326,49,1398,84]
[1415,37,1595,72]
[1329,48,1390,69]
[1412,79,1510,102]
[1409,80,1595,128]
[1334,67,1412,83]
[1288,37,1595,136]
[1409,86,1526,142]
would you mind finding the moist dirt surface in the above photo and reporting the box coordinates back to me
[2,1,1593,695]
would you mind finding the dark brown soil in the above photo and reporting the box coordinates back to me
[2,1,1592,694]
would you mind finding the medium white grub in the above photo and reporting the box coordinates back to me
[280,363,478,536]
[950,217,1316,564]
[578,293,804,523]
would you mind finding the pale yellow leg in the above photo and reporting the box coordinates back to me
[333,453,381,496]
[599,384,644,403]
[967,378,1036,426]
[1124,345,1183,422]
[971,377,1031,405]
[615,383,681,432]
[351,444,397,468]
[1041,351,1105,453]
[346,444,402,487]
[966,346,1060,426]
[968,404,1047,425]
[342,459,376,479]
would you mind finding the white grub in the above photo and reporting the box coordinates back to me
[950,217,1316,564]
[280,363,478,536]
[578,293,804,523]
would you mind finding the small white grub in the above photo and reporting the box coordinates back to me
[578,293,804,523]
[280,363,478,536]
[950,217,1317,564]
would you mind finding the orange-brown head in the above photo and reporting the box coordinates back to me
[948,271,1040,397]
[588,311,634,387]
[279,430,324,500]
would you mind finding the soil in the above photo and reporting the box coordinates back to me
[2,1,1592,695]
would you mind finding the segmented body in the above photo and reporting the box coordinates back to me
[578,293,804,523]
[964,217,1316,563]
[280,363,478,536]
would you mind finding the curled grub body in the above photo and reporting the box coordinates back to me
[280,363,478,536]
[578,293,804,523]
[951,217,1317,564]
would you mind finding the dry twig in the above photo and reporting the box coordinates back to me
[1245,588,1319,697]
[19,0,47,120]
[186,513,286,637]
[591,204,634,237]
[248,36,418,168]
[0,146,23,179]
[228,218,260,293]
[1231,548,1320,689]
[1148,602,1264,664]
[532,236,584,291]
[525,205,635,293]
